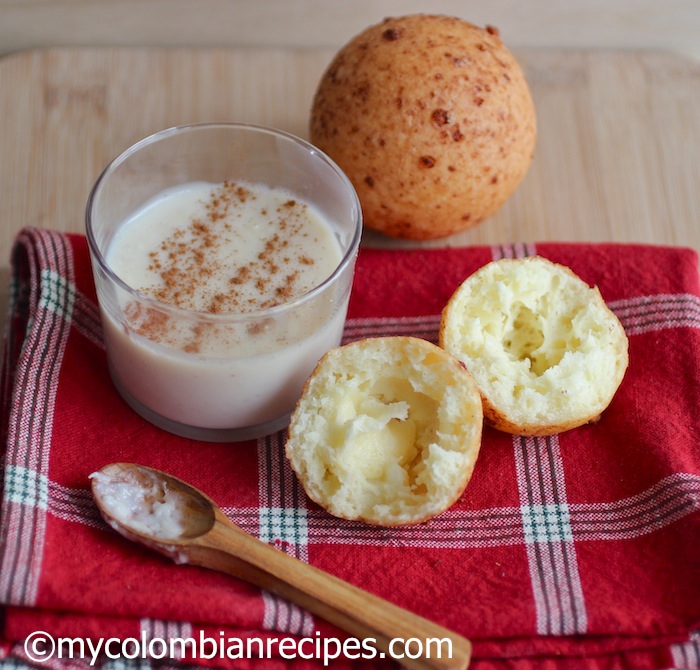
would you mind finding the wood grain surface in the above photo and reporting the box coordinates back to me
[2,1,700,62]
[1,47,699,327]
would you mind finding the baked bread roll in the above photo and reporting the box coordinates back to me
[309,14,536,240]
[285,336,483,526]
[440,257,629,436]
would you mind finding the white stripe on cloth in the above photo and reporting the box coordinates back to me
[341,314,440,344]
[261,590,314,638]
[257,431,309,563]
[71,286,105,349]
[491,242,538,260]
[569,473,700,540]
[139,618,193,660]
[671,629,700,669]
[0,230,75,607]
[256,433,323,639]
[514,434,588,636]
[610,293,700,335]
[48,472,700,550]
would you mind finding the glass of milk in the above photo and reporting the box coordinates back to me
[86,123,362,441]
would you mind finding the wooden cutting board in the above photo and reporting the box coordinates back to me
[1,47,699,325]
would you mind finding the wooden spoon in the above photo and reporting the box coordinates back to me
[90,462,471,670]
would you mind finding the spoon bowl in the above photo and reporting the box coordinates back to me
[91,462,471,670]
[91,462,215,541]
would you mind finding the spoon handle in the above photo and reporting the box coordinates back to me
[188,510,471,670]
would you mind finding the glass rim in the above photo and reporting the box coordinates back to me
[85,122,363,323]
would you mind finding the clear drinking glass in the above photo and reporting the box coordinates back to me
[86,123,362,442]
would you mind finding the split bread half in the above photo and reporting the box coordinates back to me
[285,336,483,526]
[440,256,629,436]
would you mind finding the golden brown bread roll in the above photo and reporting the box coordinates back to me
[285,336,483,525]
[309,14,537,240]
[440,257,629,436]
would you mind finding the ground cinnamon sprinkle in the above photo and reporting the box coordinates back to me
[140,179,320,314]
[116,178,340,353]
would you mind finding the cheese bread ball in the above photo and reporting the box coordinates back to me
[440,257,629,435]
[285,337,483,526]
[309,14,536,239]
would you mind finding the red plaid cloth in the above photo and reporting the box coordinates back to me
[1,228,699,669]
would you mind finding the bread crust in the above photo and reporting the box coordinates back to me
[309,14,537,240]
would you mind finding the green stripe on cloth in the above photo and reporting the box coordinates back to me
[38,268,75,319]
[4,466,49,510]
[521,503,574,544]
[258,507,309,546]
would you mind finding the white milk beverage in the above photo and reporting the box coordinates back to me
[102,179,348,434]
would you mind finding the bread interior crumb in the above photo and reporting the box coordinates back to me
[286,338,482,525]
[442,258,628,428]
